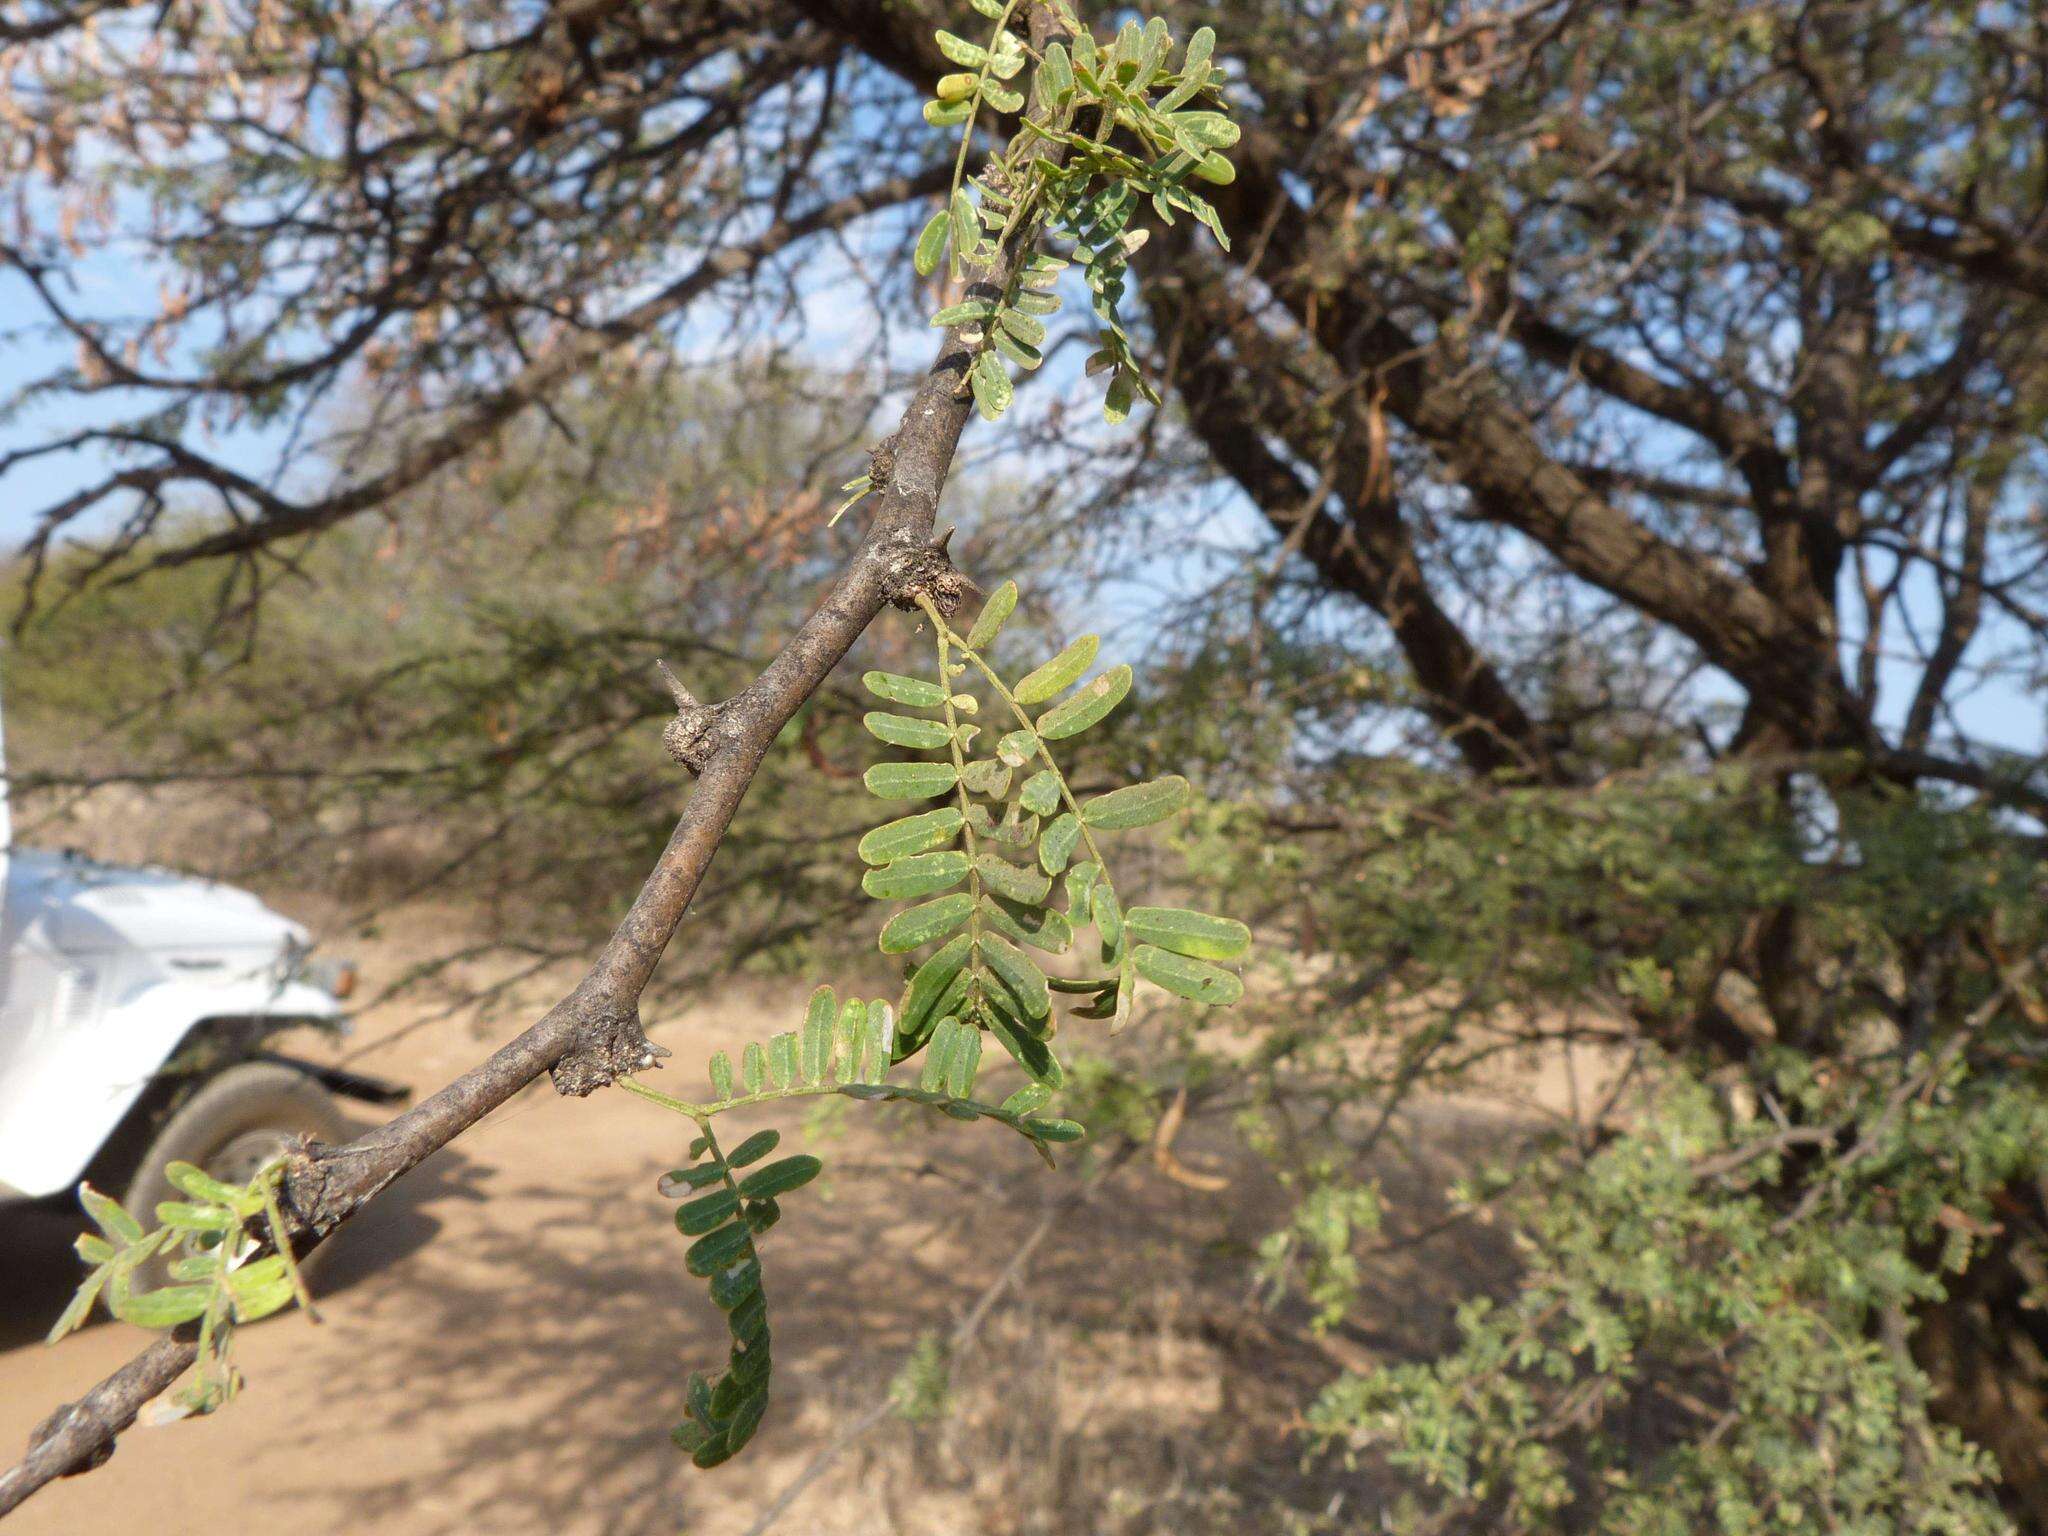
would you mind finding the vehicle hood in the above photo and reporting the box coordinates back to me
[3,846,308,956]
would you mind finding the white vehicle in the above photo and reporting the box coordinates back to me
[0,681,394,1224]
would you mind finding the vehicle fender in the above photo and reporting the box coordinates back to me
[0,977,342,1200]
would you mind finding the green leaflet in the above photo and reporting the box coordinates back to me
[998,309,1046,347]
[979,932,1051,1020]
[47,1266,109,1345]
[727,1130,780,1168]
[1001,1081,1053,1117]
[1040,40,1074,102]
[1039,812,1082,874]
[971,350,1013,421]
[768,1032,797,1090]
[1064,859,1100,917]
[944,1024,981,1099]
[802,991,834,1084]
[862,850,971,900]
[985,897,1073,955]
[1081,775,1190,830]
[677,1189,740,1236]
[859,1001,898,1081]
[863,712,954,750]
[864,761,960,799]
[155,1200,236,1231]
[1014,633,1099,704]
[913,208,950,276]
[709,1050,734,1100]
[1026,1117,1085,1143]
[111,1283,214,1329]
[1092,879,1124,951]
[949,190,976,259]
[986,1006,1063,1088]
[1036,664,1131,739]
[708,1257,760,1308]
[228,1258,297,1323]
[993,329,1042,371]
[932,298,995,328]
[686,1222,753,1278]
[834,997,866,1081]
[1111,962,1137,1034]
[1126,906,1250,961]
[1020,769,1062,817]
[934,30,986,68]
[966,580,1018,649]
[979,803,1038,846]
[1133,944,1244,1006]
[996,728,1037,765]
[920,1015,979,1096]
[858,807,964,865]
[166,1161,264,1216]
[1166,110,1239,148]
[974,852,1052,905]
[80,1182,143,1244]
[961,757,1012,798]
[901,933,973,1033]
[880,892,976,953]
[1103,371,1134,425]
[742,1041,766,1094]
[660,1164,726,1195]
[862,671,948,708]
[738,1156,822,1200]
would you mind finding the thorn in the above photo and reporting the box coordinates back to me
[655,659,699,711]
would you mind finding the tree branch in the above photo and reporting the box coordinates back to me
[0,74,1069,1517]
[12,163,952,596]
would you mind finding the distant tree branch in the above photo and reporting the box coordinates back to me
[11,163,951,609]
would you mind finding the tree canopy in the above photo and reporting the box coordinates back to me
[4,1,2047,1531]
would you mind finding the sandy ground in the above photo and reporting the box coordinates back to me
[0,923,1533,1536]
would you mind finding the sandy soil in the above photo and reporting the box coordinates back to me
[0,922,1534,1536]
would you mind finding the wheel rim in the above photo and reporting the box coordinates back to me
[206,1128,296,1186]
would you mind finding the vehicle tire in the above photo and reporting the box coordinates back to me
[121,1061,347,1293]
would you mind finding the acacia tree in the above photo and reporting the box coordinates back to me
[3,0,2047,1530]
[1,0,1258,1510]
